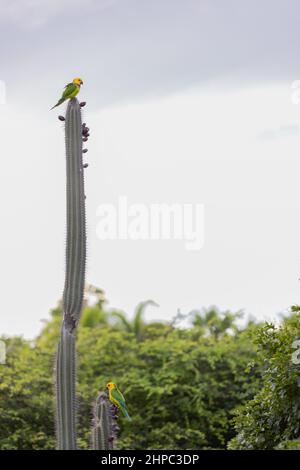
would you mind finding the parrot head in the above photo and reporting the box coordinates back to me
[106,382,116,391]
[73,77,83,86]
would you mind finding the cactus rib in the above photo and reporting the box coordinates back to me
[55,325,77,449]
[55,98,87,450]
[91,393,118,450]
[63,98,86,331]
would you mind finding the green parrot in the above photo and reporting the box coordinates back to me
[106,382,132,421]
[51,77,83,109]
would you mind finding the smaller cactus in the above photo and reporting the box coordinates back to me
[91,392,119,450]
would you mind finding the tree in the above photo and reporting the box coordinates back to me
[0,299,260,450]
[191,307,243,339]
[112,300,159,341]
[228,313,300,449]
[0,337,55,449]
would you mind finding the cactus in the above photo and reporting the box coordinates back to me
[54,98,120,450]
[55,325,77,449]
[63,98,86,331]
[55,98,86,450]
[91,393,119,450]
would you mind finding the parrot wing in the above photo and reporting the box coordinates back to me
[50,82,78,110]
[111,388,126,407]
[111,388,132,421]
[61,82,78,100]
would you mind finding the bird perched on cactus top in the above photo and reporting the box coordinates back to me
[51,78,83,109]
[106,382,132,421]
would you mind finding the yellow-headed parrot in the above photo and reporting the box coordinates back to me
[106,382,132,421]
[51,77,83,109]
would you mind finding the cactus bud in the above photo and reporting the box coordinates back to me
[58,115,65,121]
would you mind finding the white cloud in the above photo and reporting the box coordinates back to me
[1,83,300,338]
[258,125,300,141]
[0,0,115,28]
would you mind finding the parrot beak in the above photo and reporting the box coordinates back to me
[80,80,83,85]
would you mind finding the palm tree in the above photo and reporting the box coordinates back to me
[191,306,242,339]
[80,284,108,327]
[112,300,158,340]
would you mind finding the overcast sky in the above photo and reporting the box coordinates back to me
[1,0,300,338]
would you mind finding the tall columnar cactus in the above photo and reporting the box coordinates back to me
[91,393,119,450]
[54,98,120,450]
[63,98,86,331]
[55,98,86,450]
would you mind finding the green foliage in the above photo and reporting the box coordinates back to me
[191,307,243,339]
[112,300,158,340]
[0,337,55,449]
[0,302,260,450]
[80,305,109,328]
[229,314,300,450]
[275,439,300,450]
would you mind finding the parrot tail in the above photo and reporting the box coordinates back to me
[50,98,65,110]
[121,406,132,421]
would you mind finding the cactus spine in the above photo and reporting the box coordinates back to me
[55,98,86,450]
[91,393,119,450]
[63,98,86,329]
[54,98,120,450]
[55,326,77,449]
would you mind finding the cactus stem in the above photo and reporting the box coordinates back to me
[55,325,77,449]
[55,98,87,450]
[91,392,119,450]
[63,98,86,328]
